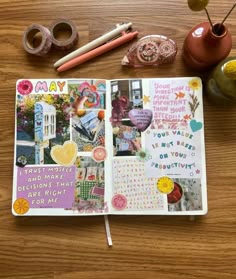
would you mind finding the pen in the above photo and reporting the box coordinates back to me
[54,22,133,68]
[57,31,138,72]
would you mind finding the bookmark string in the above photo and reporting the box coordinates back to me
[104,215,112,246]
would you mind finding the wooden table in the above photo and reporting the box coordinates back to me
[0,1,236,278]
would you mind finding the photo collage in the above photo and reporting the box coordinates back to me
[15,79,107,213]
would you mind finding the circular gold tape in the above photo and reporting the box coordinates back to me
[49,18,79,50]
[22,24,52,56]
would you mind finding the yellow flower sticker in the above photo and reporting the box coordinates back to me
[13,198,30,215]
[188,78,201,90]
[157,176,174,194]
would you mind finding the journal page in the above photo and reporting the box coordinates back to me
[12,79,109,216]
[109,78,207,215]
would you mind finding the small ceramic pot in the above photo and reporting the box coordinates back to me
[183,22,232,71]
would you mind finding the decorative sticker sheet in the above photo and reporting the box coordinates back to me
[112,159,165,211]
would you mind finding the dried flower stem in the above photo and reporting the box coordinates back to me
[220,3,236,26]
[215,3,236,35]
[204,7,213,29]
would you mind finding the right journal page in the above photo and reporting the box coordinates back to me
[108,77,207,215]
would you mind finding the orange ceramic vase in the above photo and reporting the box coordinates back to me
[183,22,232,71]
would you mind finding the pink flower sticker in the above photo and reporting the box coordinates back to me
[92,146,107,162]
[112,194,127,210]
[17,80,33,95]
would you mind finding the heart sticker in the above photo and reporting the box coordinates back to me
[128,109,153,132]
[190,119,203,132]
[50,140,78,166]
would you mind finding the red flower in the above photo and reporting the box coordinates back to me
[17,80,33,95]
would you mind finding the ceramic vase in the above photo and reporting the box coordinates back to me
[206,56,236,104]
[183,22,232,71]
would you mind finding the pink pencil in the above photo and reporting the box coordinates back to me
[57,31,138,72]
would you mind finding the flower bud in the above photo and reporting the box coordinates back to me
[188,0,209,11]
[223,60,236,80]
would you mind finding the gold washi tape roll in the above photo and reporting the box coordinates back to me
[49,18,79,50]
[23,24,52,56]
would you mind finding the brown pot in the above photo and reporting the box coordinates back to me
[183,22,232,71]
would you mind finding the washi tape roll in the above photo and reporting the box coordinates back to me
[23,24,52,56]
[49,18,78,50]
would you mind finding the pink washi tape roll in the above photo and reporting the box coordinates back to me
[22,24,52,56]
[49,18,79,50]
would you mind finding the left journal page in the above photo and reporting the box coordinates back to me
[12,79,109,216]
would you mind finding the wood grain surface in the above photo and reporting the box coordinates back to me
[0,1,236,278]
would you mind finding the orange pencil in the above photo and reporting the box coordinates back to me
[57,31,138,72]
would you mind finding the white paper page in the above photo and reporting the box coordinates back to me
[108,78,207,215]
[12,79,109,216]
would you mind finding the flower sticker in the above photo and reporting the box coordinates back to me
[157,176,174,194]
[17,80,33,95]
[92,146,107,162]
[136,149,151,162]
[143,95,150,105]
[188,78,201,90]
[112,194,127,210]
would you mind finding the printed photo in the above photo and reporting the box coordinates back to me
[113,120,142,156]
[16,94,70,166]
[69,79,106,109]
[167,178,202,212]
[110,79,143,126]
[72,110,105,152]
[74,156,105,212]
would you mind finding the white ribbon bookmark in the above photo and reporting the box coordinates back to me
[104,215,112,246]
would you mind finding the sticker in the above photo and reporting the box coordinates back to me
[50,140,78,166]
[13,198,30,215]
[128,109,153,132]
[92,146,107,162]
[136,149,151,162]
[143,95,150,104]
[190,119,202,132]
[17,80,33,95]
[188,78,201,91]
[16,155,28,167]
[91,186,104,196]
[112,194,127,210]
[157,176,174,194]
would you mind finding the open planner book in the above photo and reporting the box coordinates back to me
[12,77,207,216]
